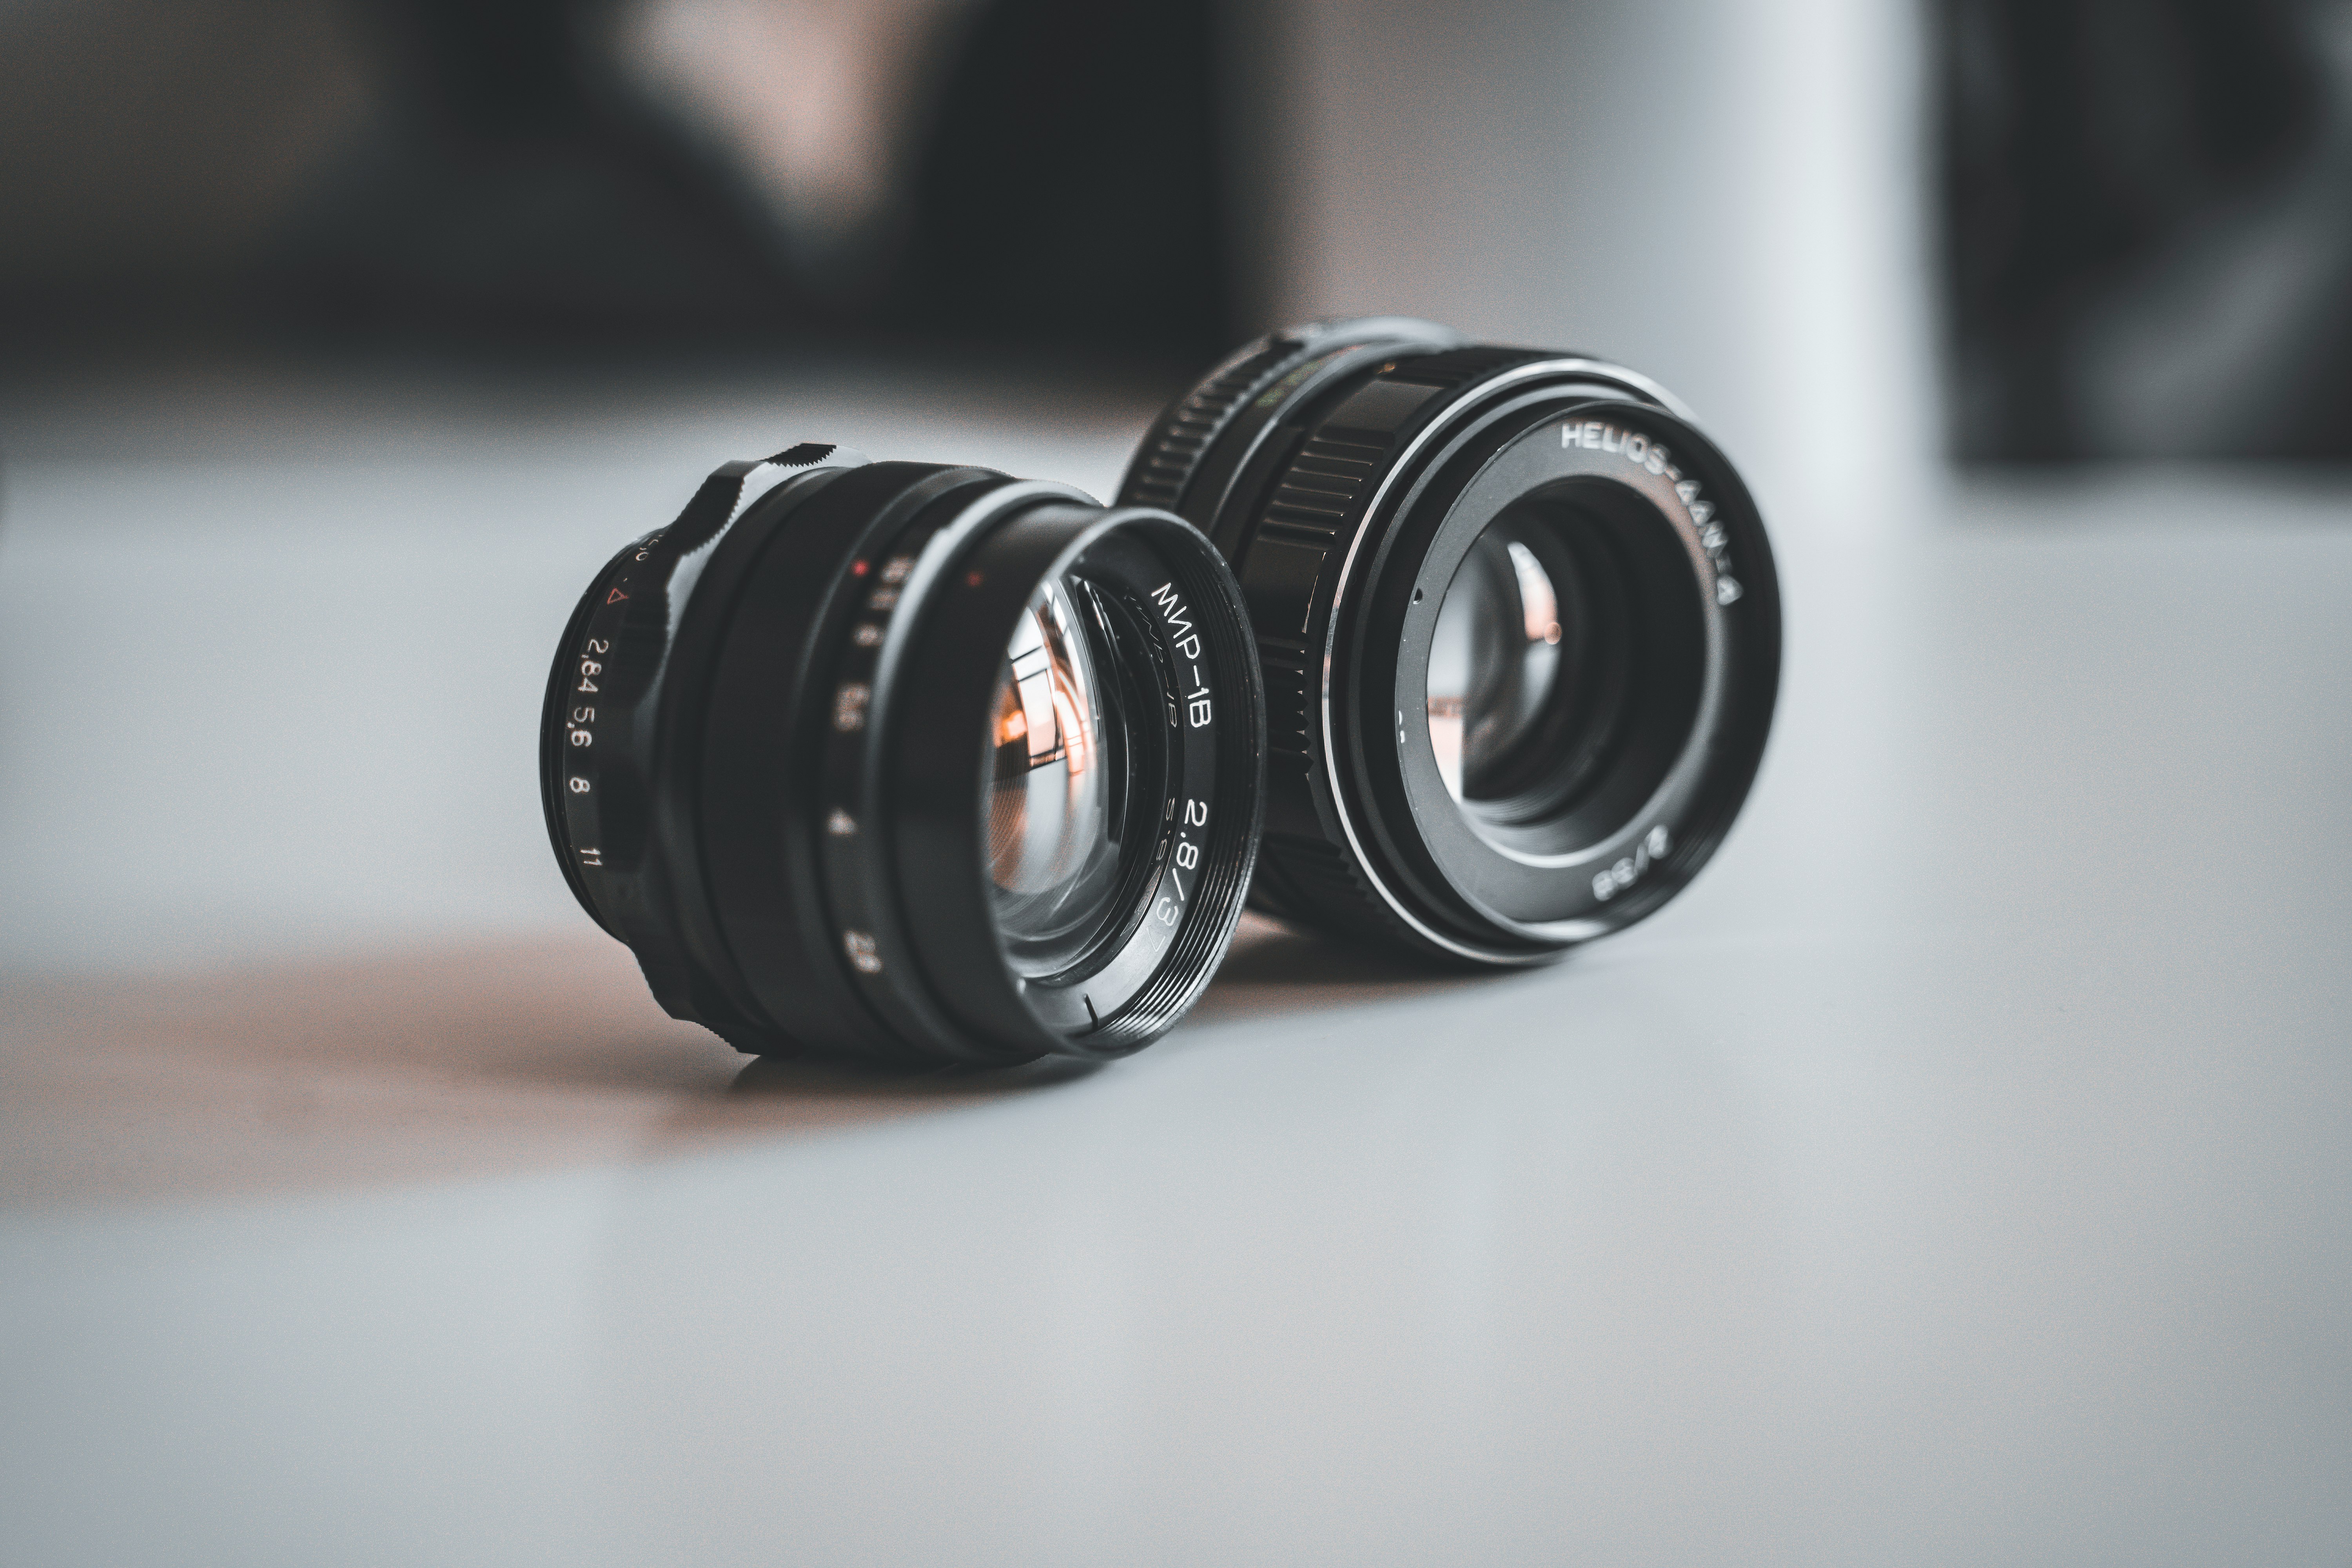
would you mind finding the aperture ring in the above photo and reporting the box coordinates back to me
[1123,335,1307,514]
[554,458,872,1046]
[1120,317,1465,534]
[543,445,872,1052]
[542,535,637,937]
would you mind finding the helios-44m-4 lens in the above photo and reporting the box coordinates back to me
[1123,318,1780,965]
[542,445,1265,1063]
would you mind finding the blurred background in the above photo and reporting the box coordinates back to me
[6,0,2350,460]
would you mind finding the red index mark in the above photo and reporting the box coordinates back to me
[606,587,629,604]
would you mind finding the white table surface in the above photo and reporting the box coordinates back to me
[1,363,2346,1566]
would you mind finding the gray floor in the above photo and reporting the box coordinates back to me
[2,365,2347,1565]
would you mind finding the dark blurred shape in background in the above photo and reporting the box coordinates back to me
[1944,0,2352,459]
[0,0,1230,361]
[3,0,2350,458]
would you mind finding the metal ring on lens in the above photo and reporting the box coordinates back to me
[1119,322,1781,967]
[541,447,1265,1064]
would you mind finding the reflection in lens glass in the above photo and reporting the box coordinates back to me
[1427,528,1564,802]
[988,577,1126,971]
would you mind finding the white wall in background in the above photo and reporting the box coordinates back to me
[1229,0,1941,538]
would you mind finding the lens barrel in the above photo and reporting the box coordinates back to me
[542,445,1265,1063]
[1121,319,1781,965]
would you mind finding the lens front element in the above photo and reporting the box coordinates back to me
[1423,479,1709,864]
[1427,526,1567,804]
[988,577,1127,975]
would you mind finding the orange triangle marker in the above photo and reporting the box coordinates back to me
[606,587,629,604]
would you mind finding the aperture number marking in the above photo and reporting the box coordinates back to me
[567,637,610,762]
[1153,799,1211,925]
[1593,825,1673,902]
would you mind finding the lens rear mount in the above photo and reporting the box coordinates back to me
[543,447,1264,1064]
[1121,321,1781,966]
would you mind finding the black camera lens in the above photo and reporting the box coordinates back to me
[541,445,1265,1064]
[1121,318,1780,966]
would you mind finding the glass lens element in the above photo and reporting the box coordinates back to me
[987,577,1127,973]
[1426,528,1566,802]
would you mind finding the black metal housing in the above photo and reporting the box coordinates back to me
[541,446,1265,1063]
[1120,319,1781,966]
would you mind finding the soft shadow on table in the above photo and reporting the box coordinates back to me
[0,914,1495,1209]
[0,934,1089,1210]
[728,1053,1096,1097]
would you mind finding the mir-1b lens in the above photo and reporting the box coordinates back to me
[542,445,1265,1064]
[1123,318,1781,966]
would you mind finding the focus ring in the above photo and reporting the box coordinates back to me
[1121,318,1466,522]
[1123,334,1317,513]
